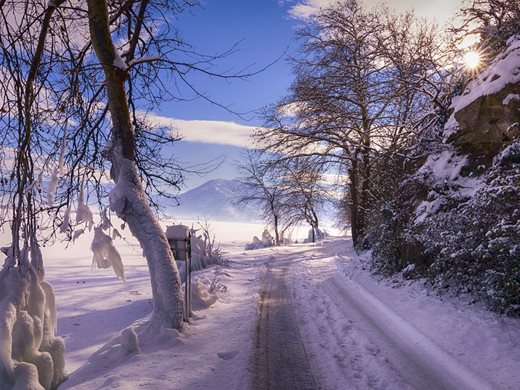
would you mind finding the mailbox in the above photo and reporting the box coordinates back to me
[165,225,192,321]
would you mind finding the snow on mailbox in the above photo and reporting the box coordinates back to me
[165,225,192,321]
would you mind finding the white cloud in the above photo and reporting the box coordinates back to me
[277,101,310,117]
[145,114,259,148]
[287,0,461,24]
[288,0,336,19]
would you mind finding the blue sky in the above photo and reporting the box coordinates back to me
[156,0,462,190]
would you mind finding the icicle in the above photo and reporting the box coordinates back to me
[40,282,57,335]
[90,227,125,281]
[46,167,59,205]
[19,243,31,271]
[100,207,113,231]
[46,128,67,206]
[72,228,84,242]
[0,300,16,387]
[37,171,43,188]
[76,181,94,231]
[57,128,66,176]
[59,206,70,234]
[30,240,45,282]
[112,228,121,240]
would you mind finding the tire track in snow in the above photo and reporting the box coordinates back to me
[252,258,320,390]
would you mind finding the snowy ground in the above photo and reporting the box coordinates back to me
[38,232,520,389]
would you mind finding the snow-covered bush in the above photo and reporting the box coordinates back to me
[370,36,520,314]
[166,222,227,282]
[189,221,228,272]
[304,228,326,243]
[0,246,66,389]
[372,139,520,314]
[191,278,218,311]
[244,229,275,250]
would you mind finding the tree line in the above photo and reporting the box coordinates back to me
[239,0,519,248]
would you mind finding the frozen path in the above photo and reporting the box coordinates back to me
[263,239,517,390]
[43,235,519,389]
[318,275,495,389]
[252,257,319,390]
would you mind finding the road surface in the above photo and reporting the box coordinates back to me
[252,256,320,390]
[251,243,498,390]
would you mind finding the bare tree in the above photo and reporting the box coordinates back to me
[0,1,68,388]
[255,0,451,246]
[0,0,260,387]
[454,0,520,56]
[276,158,329,242]
[86,0,188,330]
[236,150,298,245]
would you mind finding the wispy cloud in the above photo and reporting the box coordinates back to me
[145,113,259,148]
[287,0,461,24]
[287,0,336,19]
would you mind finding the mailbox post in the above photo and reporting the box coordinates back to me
[165,225,192,322]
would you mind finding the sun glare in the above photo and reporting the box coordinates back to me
[463,51,481,70]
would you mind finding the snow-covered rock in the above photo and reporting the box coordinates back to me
[445,35,520,156]
[371,36,520,314]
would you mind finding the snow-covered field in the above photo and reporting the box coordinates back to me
[23,230,520,389]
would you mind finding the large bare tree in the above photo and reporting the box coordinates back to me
[86,0,186,329]
[236,150,290,245]
[255,0,451,246]
[0,0,252,387]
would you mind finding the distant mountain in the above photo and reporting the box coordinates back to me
[171,179,261,222]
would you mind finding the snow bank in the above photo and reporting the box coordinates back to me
[245,229,275,250]
[56,241,258,390]
[191,278,218,310]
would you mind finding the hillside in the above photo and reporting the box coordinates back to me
[171,178,261,222]
[370,35,520,314]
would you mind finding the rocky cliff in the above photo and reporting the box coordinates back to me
[371,36,520,315]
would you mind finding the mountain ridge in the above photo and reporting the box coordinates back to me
[171,178,261,222]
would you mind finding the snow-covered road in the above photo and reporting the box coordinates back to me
[251,239,502,389]
[314,272,494,389]
[252,256,319,390]
[43,235,519,389]
[291,239,519,390]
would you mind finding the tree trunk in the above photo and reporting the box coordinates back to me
[273,213,280,245]
[311,211,320,242]
[305,205,320,243]
[358,143,370,244]
[349,154,360,246]
[87,0,184,330]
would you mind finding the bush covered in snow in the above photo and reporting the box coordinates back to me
[370,36,520,315]
[190,222,228,272]
[0,245,66,389]
[244,229,275,250]
[372,142,520,315]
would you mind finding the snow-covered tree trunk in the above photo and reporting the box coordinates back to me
[86,0,185,330]
[348,153,360,245]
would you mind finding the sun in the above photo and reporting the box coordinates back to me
[463,51,481,70]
